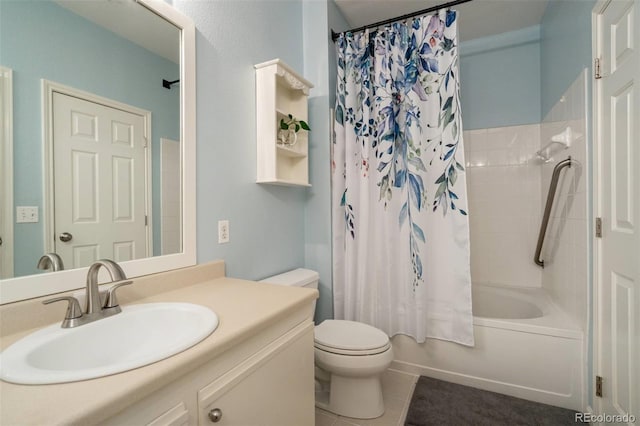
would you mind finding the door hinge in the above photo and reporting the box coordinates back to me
[595,58,602,79]
[596,375,603,397]
[595,217,603,238]
[145,215,148,226]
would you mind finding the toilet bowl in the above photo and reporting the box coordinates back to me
[260,269,392,419]
[314,319,393,418]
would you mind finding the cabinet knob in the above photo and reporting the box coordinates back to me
[208,408,223,423]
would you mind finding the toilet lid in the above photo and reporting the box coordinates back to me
[314,320,389,354]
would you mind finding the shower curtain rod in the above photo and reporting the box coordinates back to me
[331,0,473,42]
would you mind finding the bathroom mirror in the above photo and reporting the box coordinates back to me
[0,0,196,304]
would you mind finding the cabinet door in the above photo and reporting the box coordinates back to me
[100,399,193,426]
[198,324,314,426]
[147,402,190,426]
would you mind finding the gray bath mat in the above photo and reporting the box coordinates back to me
[405,376,584,426]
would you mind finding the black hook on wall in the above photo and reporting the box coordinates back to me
[162,79,180,89]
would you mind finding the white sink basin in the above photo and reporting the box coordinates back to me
[0,302,218,385]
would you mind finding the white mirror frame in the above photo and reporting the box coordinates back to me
[0,0,196,304]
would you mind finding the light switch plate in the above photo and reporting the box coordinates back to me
[16,206,39,223]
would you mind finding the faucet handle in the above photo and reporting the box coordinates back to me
[103,280,133,309]
[43,296,83,323]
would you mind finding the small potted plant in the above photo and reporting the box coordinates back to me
[278,114,310,146]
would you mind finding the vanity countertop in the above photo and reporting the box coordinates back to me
[0,261,318,425]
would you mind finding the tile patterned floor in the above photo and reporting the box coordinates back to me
[315,369,419,426]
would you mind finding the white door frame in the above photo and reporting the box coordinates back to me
[592,0,639,421]
[592,3,604,416]
[0,66,14,278]
[42,80,153,257]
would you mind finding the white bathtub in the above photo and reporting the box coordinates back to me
[472,285,544,319]
[391,284,584,410]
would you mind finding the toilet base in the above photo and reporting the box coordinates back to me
[315,372,385,419]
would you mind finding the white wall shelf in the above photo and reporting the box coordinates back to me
[255,59,313,187]
[277,144,307,158]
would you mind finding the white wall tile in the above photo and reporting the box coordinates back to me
[485,127,507,150]
[463,130,473,158]
[569,191,587,220]
[467,124,542,288]
[540,71,588,330]
[469,129,488,150]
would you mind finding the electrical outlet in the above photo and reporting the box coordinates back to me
[16,206,39,223]
[218,220,229,244]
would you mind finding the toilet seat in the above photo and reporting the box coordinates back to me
[314,320,390,356]
[314,341,391,356]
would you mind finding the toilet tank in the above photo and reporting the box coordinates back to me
[260,269,319,312]
[260,268,319,290]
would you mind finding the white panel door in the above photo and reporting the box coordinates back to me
[53,92,148,269]
[595,0,639,423]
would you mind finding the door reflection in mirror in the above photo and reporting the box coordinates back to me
[50,89,149,270]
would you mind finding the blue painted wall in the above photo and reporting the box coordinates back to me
[540,0,596,408]
[541,0,596,118]
[173,0,308,280]
[459,26,541,130]
[300,0,349,323]
[0,1,179,277]
[327,1,351,109]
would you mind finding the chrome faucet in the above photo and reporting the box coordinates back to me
[85,259,128,316]
[43,259,133,328]
[37,253,64,272]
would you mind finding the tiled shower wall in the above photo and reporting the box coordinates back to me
[463,124,542,288]
[463,70,588,330]
[540,70,588,329]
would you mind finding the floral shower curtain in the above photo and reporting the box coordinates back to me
[332,10,474,345]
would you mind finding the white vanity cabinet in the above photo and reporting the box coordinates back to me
[197,322,313,425]
[100,319,315,426]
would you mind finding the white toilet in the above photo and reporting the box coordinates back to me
[261,269,393,419]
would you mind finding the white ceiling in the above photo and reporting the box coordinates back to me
[56,0,180,64]
[334,0,549,42]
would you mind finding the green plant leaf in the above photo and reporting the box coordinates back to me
[435,181,447,199]
[300,121,310,131]
[280,119,288,130]
[295,123,300,132]
[449,166,457,185]
[288,114,293,119]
